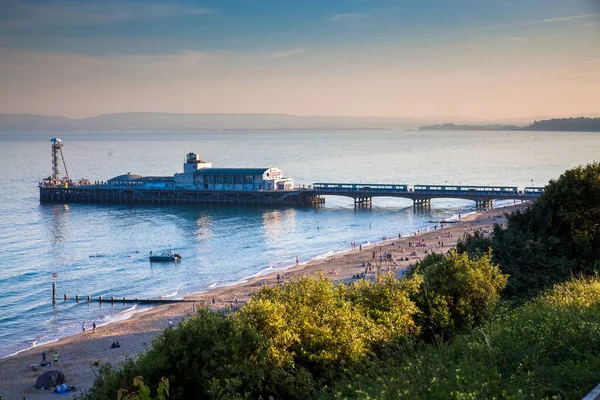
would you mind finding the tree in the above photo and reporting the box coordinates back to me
[462,162,600,299]
[408,251,507,343]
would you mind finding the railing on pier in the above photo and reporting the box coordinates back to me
[313,183,545,198]
[313,183,409,192]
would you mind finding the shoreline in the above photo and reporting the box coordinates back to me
[0,202,528,400]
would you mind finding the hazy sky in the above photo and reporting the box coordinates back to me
[0,0,599,119]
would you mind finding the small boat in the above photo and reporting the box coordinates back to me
[149,252,181,262]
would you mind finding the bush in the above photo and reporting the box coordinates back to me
[328,276,600,399]
[81,275,421,400]
[408,251,508,343]
[81,309,274,400]
[238,274,420,379]
[460,162,600,300]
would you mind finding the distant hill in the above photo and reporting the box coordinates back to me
[419,117,600,132]
[526,117,600,132]
[0,112,436,132]
[2,113,599,133]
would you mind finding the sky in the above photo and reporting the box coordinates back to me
[0,0,599,120]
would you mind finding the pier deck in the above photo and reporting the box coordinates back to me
[40,182,543,209]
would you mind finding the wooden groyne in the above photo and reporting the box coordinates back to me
[58,293,195,305]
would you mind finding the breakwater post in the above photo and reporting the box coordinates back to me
[52,272,57,305]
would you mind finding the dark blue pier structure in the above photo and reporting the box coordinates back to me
[312,183,544,209]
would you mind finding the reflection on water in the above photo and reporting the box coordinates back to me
[262,208,296,243]
[45,204,70,244]
[194,214,213,240]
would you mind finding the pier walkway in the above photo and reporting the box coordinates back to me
[312,183,544,208]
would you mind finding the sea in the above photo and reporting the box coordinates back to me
[0,129,598,358]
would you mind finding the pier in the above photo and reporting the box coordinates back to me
[39,138,544,210]
[40,182,544,209]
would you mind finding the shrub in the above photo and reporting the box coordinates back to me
[408,251,508,343]
[328,276,600,399]
[459,162,600,300]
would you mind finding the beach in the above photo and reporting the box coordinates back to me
[0,203,527,400]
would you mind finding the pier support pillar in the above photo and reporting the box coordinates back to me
[354,197,372,209]
[475,200,493,209]
[413,198,431,210]
[52,282,56,305]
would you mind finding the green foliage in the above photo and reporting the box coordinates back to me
[455,230,492,259]
[329,276,600,399]
[408,251,508,342]
[80,275,420,400]
[81,309,273,400]
[117,376,169,400]
[238,274,419,379]
[461,162,600,299]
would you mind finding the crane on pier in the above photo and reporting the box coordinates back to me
[50,138,70,181]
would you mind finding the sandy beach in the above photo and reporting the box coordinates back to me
[0,203,527,400]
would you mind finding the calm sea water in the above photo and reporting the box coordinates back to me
[0,130,598,358]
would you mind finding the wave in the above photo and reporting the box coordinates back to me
[1,303,152,360]
[160,290,179,299]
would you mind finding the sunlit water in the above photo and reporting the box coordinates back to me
[0,130,598,358]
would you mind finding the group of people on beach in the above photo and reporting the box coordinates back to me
[40,350,59,365]
[80,320,97,332]
[350,242,362,250]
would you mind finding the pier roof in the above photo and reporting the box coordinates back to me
[108,173,144,181]
[193,168,269,175]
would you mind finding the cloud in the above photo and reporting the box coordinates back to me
[264,48,307,60]
[0,0,212,30]
[476,12,600,31]
[331,13,370,21]
[543,13,600,23]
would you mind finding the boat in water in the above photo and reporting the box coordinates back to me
[149,252,181,262]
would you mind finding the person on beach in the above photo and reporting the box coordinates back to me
[81,321,85,332]
[41,351,46,364]
[53,351,59,364]
[92,320,96,331]
[296,256,299,265]
[168,319,173,329]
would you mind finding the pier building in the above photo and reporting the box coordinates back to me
[40,140,312,206]
[173,153,294,192]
